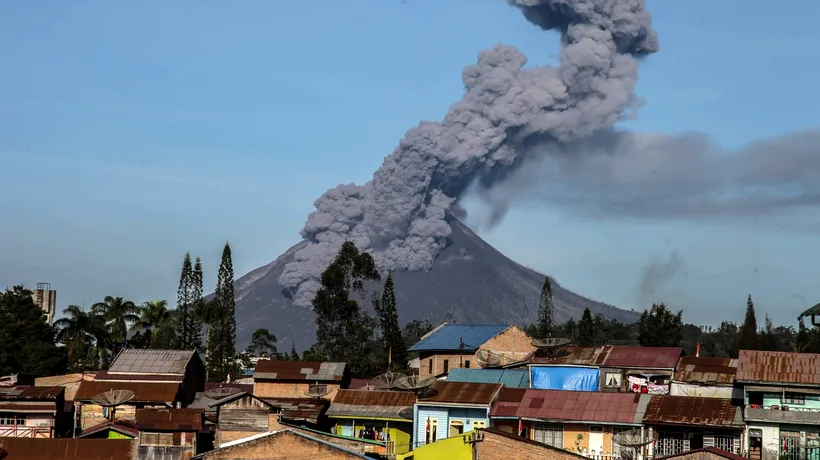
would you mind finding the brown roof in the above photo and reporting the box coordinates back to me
[2,438,134,459]
[253,360,346,382]
[643,396,742,428]
[204,382,254,393]
[327,390,415,420]
[674,357,737,385]
[0,402,57,413]
[480,428,588,459]
[736,350,820,385]
[491,389,648,424]
[94,370,183,382]
[263,397,329,424]
[75,381,180,403]
[79,419,139,438]
[0,385,64,400]
[421,381,502,406]
[656,447,747,460]
[136,408,203,431]
[604,346,682,369]
[348,378,377,390]
[35,373,97,402]
[529,346,612,365]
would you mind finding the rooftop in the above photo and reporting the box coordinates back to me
[643,396,742,428]
[193,430,368,459]
[108,349,197,375]
[736,350,820,386]
[136,408,204,431]
[655,447,747,460]
[261,397,329,424]
[408,324,509,352]
[674,357,737,385]
[79,419,139,438]
[447,368,529,388]
[75,380,180,403]
[491,388,649,425]
[0,385,64,400]
[603,346,683,369]
[0,438,134,460]
[253,360,346,382]
[529,346,613,366]
[327,390,415,420]
[420,381,502,406]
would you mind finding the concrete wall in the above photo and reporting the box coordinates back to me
[203,430,364,459]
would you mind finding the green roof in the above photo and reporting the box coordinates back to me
[446,368,529,388]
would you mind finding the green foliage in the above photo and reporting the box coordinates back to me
[54,304,108,372]
[403,319,435,348]
[247,328,278,358]
[638,302,683,347]
[312,241,380,376]
[91,295,140,363]
[736,294,759,351]
[175,254,203,351]
[0,286,66,376]
[289,342,300,361]
[373,273,407,372]
[536,276,555,339]
[133,300,174,348]
[208,242,238,382]
[577,308,595,346]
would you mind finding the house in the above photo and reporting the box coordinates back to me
[191,429,371,459]
[35,372,98,435]
[446,368,530,388]
[0,385,66,438]
[490,387,650,457]
[671,357,740,400]
[736,350,820,460]
[397,428,591,460]
[326,389,416,454]
[135,408,203,460]
[413,381,502,449]
[252,360,348,426]
[602,346,682,394]
[281,423,391,457]
[74,380,183,431]
[528,346,611,391]
[209,392,283,447]
[0,438,135,460]
[642,396,744,458]
[77,418,138,439]
[654,447,748,460]
[409,324,536,379]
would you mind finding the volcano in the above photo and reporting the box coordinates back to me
[231,216,638,351]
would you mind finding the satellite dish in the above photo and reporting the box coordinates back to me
[90,390,135,407]
[397,407,414,420]
[395,375,437,397]
[613,428,658,460]
[531,337,572,349]
[304,383,331,399]
[204,387,242,400]
[475,349,519,369]
[371,371,408,391]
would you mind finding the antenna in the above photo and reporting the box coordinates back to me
[204,387,242,400]
[371,371,408,391]
[89,390,135,421]
[304,383,331,399]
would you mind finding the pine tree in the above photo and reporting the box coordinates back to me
[188,257,204,351]
[175,253,194,348]
[737,295,758,351]
[208,242,238,382]
[577,308,595,346]
[373,273,407,372]
[536,276,555,339]
[289,342,300,361]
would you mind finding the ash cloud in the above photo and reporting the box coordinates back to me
[637,251,687,307]
[280,0,659,307]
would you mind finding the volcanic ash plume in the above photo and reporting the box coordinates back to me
[279,0,659,307]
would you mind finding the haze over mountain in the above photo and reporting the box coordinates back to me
[233,215,638,351]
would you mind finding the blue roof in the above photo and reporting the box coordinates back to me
[408,324,509,352]
[446,368,530,388]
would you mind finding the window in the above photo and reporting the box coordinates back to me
[428,359,433,375]
[465,360,470,369]
[425,419,438,444]
[443,359,449,374]
[0,414,17,425]
[533,423,563,448]
[605,372,622,388]
[783,393,805,405]
[472,420,486,429]
[714,434,737,453]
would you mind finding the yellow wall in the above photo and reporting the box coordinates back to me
[562,424,588,453]
[397,430,473,460]
[333,419,413,455]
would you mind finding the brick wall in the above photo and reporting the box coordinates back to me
[655,451,737,460]
[253,382,341,400]
[479,326,536,363]
[203,430,364,459]
[477,431,586,460]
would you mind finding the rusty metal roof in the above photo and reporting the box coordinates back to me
[0,385,64,400]
[204,382,253,393]
[604,346,682,369]
[75,381,180,403]
[490,389,648,425]
[643,396,742,428]
[327,390,415,420]
[0,402,57,413]
[737,350,820,385]
[108,349,196,375]
[79,419,139,438]
[94,370,183,382]
[136,408,203,431]
[420,381,502,406]
[262,397,329,424]
[529,346,613,365]
[674,357,737,385]
[1,438,134,459]
[655,447,747,460]
[253,360,346,382]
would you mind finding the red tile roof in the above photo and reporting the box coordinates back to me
[656,447,747,460]
[643,396,742,428]
[1,438,134,460]
[603,346,682,369]
[136,408,203,431]
[75,381,180,403]
[490,389,647,424]
[421,381,502,406]
[674,357,737,385]
[736,350,820,385]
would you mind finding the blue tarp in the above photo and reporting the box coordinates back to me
[530,366,599,391]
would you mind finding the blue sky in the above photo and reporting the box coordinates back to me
[1,0,818,328]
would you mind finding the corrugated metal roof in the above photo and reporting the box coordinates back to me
[490,389,648,425]
[108,349,195,375]
[0,385,64,400]
[79,419,139,438]
[655,447,747,460]
[262,397,329,424]
[136,408,203,431]
[349,378,376,390]
[447,368,529,388]
[0,402,56,413]
[736,350,820,385]
[75,381,180,403]
[253,360,347,382]
[420,381,502,406]
[327,390,415,420]
[643,396,742,427]
[94,370,183,382]
[674,357,737,385]
[529,346,613,366]
[205,382,253,393]
[2,438,135,459]
[408,325,509,352]
[604,346,682,369]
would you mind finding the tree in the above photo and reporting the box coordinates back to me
[208,242,238,382]
[795,318,811,352]
[54,305,107,372]
[536,276,555,339]
[373,273,407,372]
[289,342,300,361]
[91,295,140,356]
[637,303,683,347]
[175,254,203,351]
[737,295,758,351]
[577,308,595,346]
[0,286,66,376]
[246,329,278,358]
[403,320,434,348]
[312,241,380,376]
[189,257,204,351]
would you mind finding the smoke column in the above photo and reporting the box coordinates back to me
[280,0,659,307]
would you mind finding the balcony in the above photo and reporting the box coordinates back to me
[744,405,820,424]
[0,425,52,438]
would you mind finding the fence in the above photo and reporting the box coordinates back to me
[0,425,51,438]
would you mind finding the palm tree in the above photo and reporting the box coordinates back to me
[132,300,172,348]
[91,296,140,348]
[54,305,109,372]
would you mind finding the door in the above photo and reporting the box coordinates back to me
[449,420,464,437]
[589,426,604,456]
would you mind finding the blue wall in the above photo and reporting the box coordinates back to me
[531,366,600,391]
[414,405,489,448]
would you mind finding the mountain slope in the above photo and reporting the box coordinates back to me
[231,217,639,351]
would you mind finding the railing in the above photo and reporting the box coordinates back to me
[745,405,820,424]
[0,425,51,438]
[582,454,624,460]
[386,440,396,456]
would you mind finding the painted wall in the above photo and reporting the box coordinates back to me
[330,418,413,454]
[670,383,737,399]
[415,406,449,448]
[397,431,471,460]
